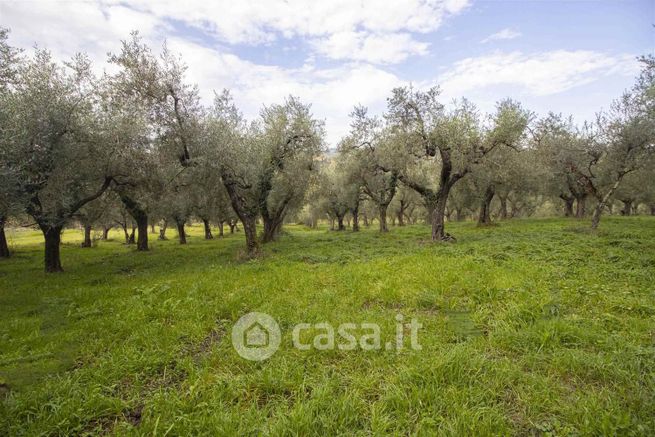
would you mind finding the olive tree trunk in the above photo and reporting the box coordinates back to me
[561,195,574,217]
[0,216,10,258]
[158,220,168,240]
[429,185,457,242]
[575,195,587,218]
[337,214,346,231]
[242,217,259,256]
[202,218,213,240]
[591,177,625,230]
[499,195,509,219]
[477,185,495,226]
[42,225,63,273]
[379,204,389,232]
[81,224,92,248]
[397,207,405,226]
[430,196,448,240]
[120,223,129,244]
[176,219,187,244]
[119,193,149,251]
[261,216,283,243]
[352,207,360,232]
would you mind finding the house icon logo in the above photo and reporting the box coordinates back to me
[232,312,281,361]
[245,321,269,347]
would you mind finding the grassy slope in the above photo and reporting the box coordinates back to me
[0,218,654,436]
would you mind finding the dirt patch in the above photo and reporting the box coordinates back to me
[0,382,10,398]
[181,318,229,361]
[122,405,143,426]
[361,299,404,310]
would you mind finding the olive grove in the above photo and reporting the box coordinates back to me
[0,28,653,272]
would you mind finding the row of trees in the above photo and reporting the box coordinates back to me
[1,28,653,272]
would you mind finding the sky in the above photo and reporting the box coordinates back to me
[1,0,653,147]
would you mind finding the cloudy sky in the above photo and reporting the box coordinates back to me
[1,0,652,146]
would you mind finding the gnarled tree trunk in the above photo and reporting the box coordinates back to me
[176,219,187,244]
[428,184,458,242]
[120,223,129,244]
[81,224,92,248]
[352,207,360,232]
[158,220,168,240]
[337,214,346,231]
[221,176,259,257]
[0,216,10,258]
[101,225,110,240]
[135,216,148,251]
[41,225,63,273]
[379,204,389,232]
[119,193,149,251]
[575,195,587,218]
[560,194,574,217]
[261,215,284,243]
[203,218,213,239]
[397,200,406,226]
[591,177,625,230]
[477,185,495,226]
[218,221,224,238]
[242,216,258,255]
[430,196,449,241]
[620,199,633,216]
[499,195,509,219]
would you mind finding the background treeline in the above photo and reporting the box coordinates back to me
[0,29,653,272]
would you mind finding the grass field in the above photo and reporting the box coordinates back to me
[1,217,654,435]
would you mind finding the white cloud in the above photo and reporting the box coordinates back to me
[481,28,521,43]
[1,0,470,65]
[0,0,167,71]
[438,50,638,97]
[122,0,470,42]
[115,0,469,63]
[313,31,429,64]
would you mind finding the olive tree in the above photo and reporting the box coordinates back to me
[340,106,398,232]
[107,33,202,251]
[533,113,593,218]
[206,91,323,256]
[319,158,361,231]
[588,96,654,228]
[257,98,324,242]
[6,50,114,271]
[385,87,530,241]
[0,27,22,258]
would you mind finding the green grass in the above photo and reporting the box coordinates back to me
[1,217,654,435]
